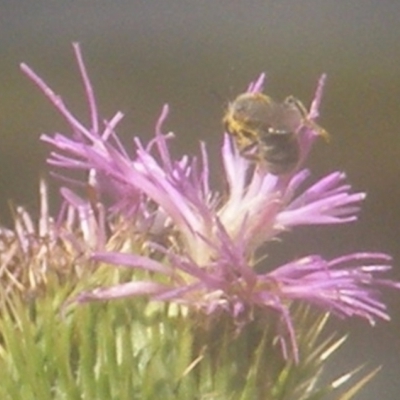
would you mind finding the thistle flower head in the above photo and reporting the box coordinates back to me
[19,43,400,361]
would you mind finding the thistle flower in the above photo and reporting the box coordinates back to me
[20,43,400,362]
[0,178,107,300]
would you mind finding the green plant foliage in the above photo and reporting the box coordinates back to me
[0,280,378,400]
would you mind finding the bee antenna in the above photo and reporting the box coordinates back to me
[208,89,224,103]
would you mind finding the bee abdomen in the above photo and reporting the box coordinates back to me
[258,130,299,174]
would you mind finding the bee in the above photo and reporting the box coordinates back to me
[223,92,328,175]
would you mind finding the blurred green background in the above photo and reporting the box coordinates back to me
[0,1,399,398]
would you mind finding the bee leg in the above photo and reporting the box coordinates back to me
[284,95,308,117]
[305,119,330,141]
[237,141,262,162]
[284,95,329,141]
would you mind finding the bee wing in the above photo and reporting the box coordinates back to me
[266,102,301,133]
